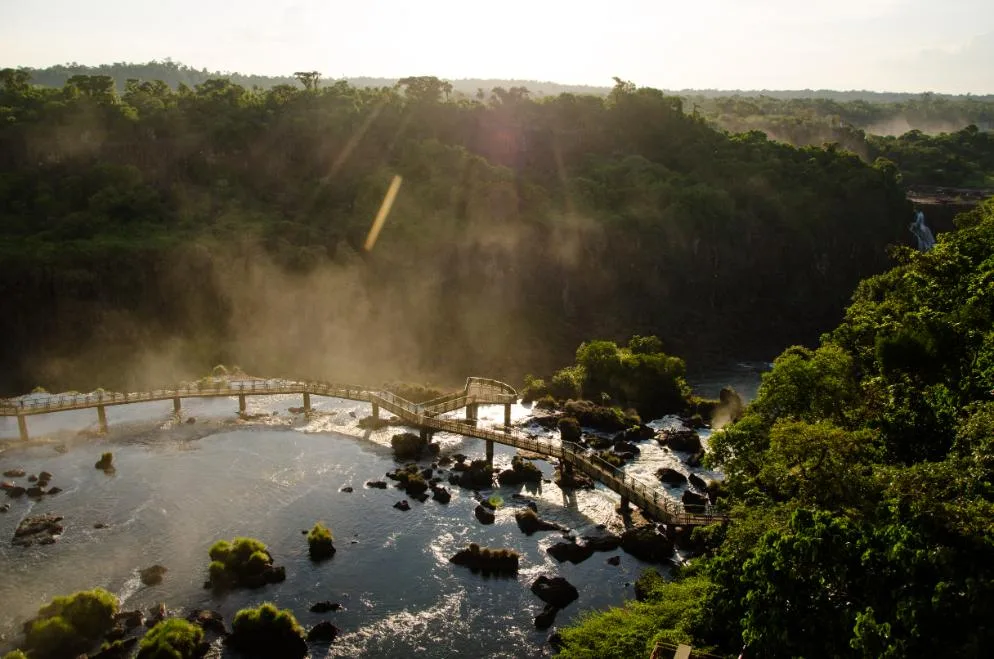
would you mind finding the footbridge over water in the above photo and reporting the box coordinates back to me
[1,376,724,526]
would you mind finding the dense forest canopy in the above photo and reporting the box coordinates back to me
[559,198,994,658]
[0,66,940,394]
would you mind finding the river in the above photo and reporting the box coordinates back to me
[0,363,765,658]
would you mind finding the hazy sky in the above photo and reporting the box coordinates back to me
[2,0,993,93]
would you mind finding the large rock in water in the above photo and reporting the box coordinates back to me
[657,429,702,453]
[140,564,168,586]
[497,455,543,485]
[187,609,226,634]
[514,509,564,535]
[688,472,709,491]
[535,604,560,630]
[620,526,675,563]
[12,513,63,546]
[531,575,579,608]
[449,544,519,576]
[390,432,428,460]
[682,490,709,507]
[580,534,622,552]
[307,621,340,642]
[546,542,594,564]
[656,468,688,485]
[474,504,496,525]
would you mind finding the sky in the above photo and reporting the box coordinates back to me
[1,0,993,93]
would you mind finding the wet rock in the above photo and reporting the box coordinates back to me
[391,432,431,460]
[26,486,45,498]
[535,604,560,630]
[310,601,342,613]
[580,534,622,552]
[288,406,305,414]
[46,487,62,496]
[620,526,675,564]
[114,610,144,629]
[12,513,63,546]
[474,504,495,525]
[657,429,702,453]
[307,621,340,642]
[187,609,226,634]
[140,565,168,586]
[91,636,138,658]
[686,451,704,468]
[451,460,494,490]
[358,415,389,430]
[515,509,563,535]
[607,555,621,566]
[94,522,109,529]
[95,452,115,471]
[554,467,595,490]
[497,456,543,486]
[28,474,38,483]
[410,491,429,503]
[146,603,167,627]
[437,455,453,466]
[613,440,641,456]
[0,503,9,513]
[688,473,709,491]
[682,490,709,507]
[2,469,25,478]
[6,486,26,498]
[0,481,16,490]
[365,480,388,489]
[656,468,688,485]
[548,630,565,651]
[39,471,53,481]
[449,543,519,576]
[393,500,410,511]
[531,415,560,431]
[531,575,579,608]
[546,542,594,564]
[430,485,452,504]
[186,417,196,424]
[104,625,127,641]
[340,486,354,493]
[614,425,655,442]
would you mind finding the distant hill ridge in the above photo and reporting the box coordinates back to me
[9,60,994,103]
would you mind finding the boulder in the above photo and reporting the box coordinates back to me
[26,486,45,497]
[186,417,196,424]
[497,456,543,485]
[620,526,674,564]
[686,451,704,468]
[411,491,429,503]
[2,468,25,478]
[0,481,16,490]
[430,485,452,504]
[688,473,709,491]
[546,542,594,564]
[614,425,655,442]
[365,480,388,489]
[187,609,226,634]
[140,565,168,586]
[515,509,564,535]
[474,504,496,525]
[535,604,560,630]
[657,429,702,453]
[682,490,709,507]
[554,467,594,490]
[393,500,411,511]
[12,513,63,546]
[613,440,641,456]
[114,610,144,629]
[580,534,622,552]
[451,460,494,490]
[656,468,688,485]
[340,486,354,493]
[531,575,579,608]
[310,601,342,613]
[391,432,428,460]
[46,487,62,495]
[607,555,621,566]
[307,621,340,643]
[6,485,26,498]
[0,503,9,513]
[39,470,53,481]
[28,474,38,482]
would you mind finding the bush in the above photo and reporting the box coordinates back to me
[206,537,283,590]
[520,375,550,403]
[24,588,118,658]
[563,400,631,431]
[535,395,558,410]
[497,455,543,485]
[550,366,584,400]
[136,618,204,659]
[307,522,336,561]
[387,463,429,495]
[228,603,307,659]
[449,543,520,576]
[558,416,581,443]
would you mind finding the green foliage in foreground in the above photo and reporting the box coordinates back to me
[3,651,29,659]
[560,200,994,657]
[557,575,710,659]
[136,618,204,659]
[23,588,118,658]
[228,603,307,659]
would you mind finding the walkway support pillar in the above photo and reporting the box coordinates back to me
[97,405,108,433]
[486,439,494,465]
[17,415,28,442]
[173,397,181,415]
[466,403,478,422]
[619,496,631,513]
[420,427,429,443]
[372,402,379,420]
[238,394,246,414]
[303,392,311,413]
[504,403,511,427]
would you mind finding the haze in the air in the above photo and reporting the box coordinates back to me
[2,0,993,94]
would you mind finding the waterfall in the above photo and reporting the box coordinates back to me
[910,210,936,252]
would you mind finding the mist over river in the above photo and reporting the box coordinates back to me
[0,364,764,658]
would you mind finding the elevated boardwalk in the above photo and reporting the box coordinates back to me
[1,376,725,526]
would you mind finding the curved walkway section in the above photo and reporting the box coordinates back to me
[1,376,724,526]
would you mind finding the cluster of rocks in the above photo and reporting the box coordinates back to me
[12,512,64,546]
[531,576,579,629]
[2,469,63,500]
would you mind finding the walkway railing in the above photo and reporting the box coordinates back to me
[1,375,725,526]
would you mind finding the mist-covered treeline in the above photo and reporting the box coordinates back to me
[0,69,912,394]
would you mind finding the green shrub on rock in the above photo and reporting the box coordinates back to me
[558,416,581,443]
[206,537,285,590]
[24,588,118,658]
[228,603,307,659]
[3,651,29,659]
[94,452,114,471]
[307,522,336,561]
[136,618,205,659]
[450,543,520,576]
